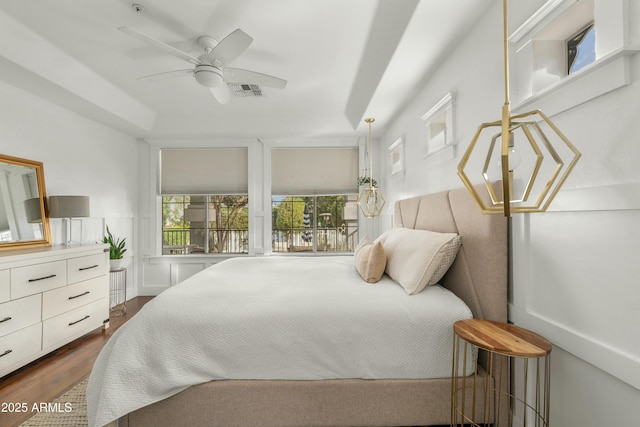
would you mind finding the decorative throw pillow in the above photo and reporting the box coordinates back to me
[354,237,387,283]
[382,227,462,295]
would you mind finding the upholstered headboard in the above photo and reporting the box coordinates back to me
[394,183,508,322]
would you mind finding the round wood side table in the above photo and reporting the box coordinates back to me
[451,319,552,426]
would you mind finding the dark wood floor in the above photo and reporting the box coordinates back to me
[0,296,153,427]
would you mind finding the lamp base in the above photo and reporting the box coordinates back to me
[60,218,83,246]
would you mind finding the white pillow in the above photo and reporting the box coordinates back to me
[381,227,462,295]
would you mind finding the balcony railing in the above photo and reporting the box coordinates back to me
[163,228,248,255]
[162,225,358,255]
[272,225,358,253]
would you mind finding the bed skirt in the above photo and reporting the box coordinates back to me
[117,367,495,427]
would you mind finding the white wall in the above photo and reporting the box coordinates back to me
[377,1,640,425]
[0,80,140,298]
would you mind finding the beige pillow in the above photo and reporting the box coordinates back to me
[354,237,387,283]
[382,227,462,295]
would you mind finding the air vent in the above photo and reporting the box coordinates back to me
[228,83,264,97]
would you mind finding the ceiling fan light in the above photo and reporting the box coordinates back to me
[194,65,224,87]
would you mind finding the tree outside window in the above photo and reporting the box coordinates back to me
[162,195,248,255]
[271,195,358,253]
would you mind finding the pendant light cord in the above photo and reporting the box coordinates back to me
[500,0,513,216]
[365,118,375,189]
[503,0,510,108]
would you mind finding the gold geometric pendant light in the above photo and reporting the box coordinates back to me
[358,118,385,218]
[457,0,581,216]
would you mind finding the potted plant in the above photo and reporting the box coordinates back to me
[103,225,127,269]
[357,176,378,188]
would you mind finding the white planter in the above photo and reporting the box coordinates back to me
[109,258,125,270]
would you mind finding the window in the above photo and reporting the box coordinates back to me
[162,195,249,255]
[160,148,249,256]
[271,195,358,253]
[388,137,404,175]
[567,24,595,74]
[510,0,638,115]
[270,147,359,254]
[422,92,455,162]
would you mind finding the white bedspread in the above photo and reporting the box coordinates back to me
[87,256,473,427]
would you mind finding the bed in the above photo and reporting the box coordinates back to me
[88,183,508,427]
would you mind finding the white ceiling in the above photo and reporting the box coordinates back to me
[0,0,493,141]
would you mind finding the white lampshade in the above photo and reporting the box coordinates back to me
[48,195,90,218]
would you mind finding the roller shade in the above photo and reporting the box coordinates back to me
[271,148,358,195]
[161,148,248,194]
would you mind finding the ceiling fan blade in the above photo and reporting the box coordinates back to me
[118,26,201,65]
[210,29,253,65]
[210,85,231,104]
[224,68,287,89]
[138,69,194,82]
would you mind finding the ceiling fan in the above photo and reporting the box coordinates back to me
[118,26,287,104]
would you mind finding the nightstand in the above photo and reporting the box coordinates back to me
[451,319,552,426]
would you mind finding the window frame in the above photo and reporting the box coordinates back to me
[421,92,455,162]
[270,194,358,255]
[567,22,595,75]
[388,137,405,176]
[161,194,250,256]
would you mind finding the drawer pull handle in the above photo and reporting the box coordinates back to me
[0,316,11,324]
[28,274,56,283]
[0,349,12,358]
[79,264,99,271]
[68,291,90,300]
[68,315,90,326]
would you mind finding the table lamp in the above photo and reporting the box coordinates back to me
[48,195,90,245]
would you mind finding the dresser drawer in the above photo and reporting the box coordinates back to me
[42,276,108,320]
[0,323,42,372]
[42,297,108,351]
[11,261,67,299]
[67,253,108,285]
[0,270,9,303]
[0,294,41,338]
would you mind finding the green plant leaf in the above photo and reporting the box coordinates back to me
[104,225,126,259]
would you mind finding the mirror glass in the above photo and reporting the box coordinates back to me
[0,154,51,250]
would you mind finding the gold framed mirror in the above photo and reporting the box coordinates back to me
[0,154,51,251]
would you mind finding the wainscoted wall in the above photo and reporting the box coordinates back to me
[376,1,640,425]
[510,183,640,425]
[140,257,220,293]
[513,186,639,377]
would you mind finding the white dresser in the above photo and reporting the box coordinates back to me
[0,244,109,378]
